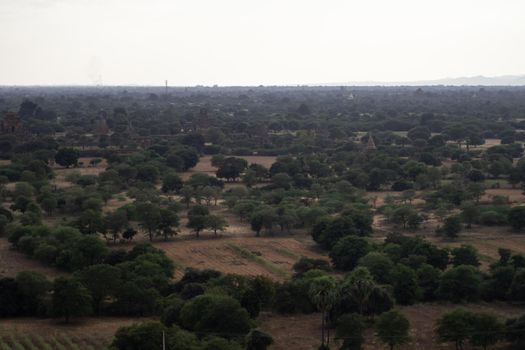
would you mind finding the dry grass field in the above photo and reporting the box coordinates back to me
[153,233,325,280]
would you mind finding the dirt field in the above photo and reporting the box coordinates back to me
[483,188,524,203]
[154,233,325,280]
[0,317,150,349]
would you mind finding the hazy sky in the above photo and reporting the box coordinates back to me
[1,0,524,86]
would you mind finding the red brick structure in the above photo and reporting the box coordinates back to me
[1,112,23,134]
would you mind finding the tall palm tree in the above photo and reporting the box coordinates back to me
[309,276,339,347]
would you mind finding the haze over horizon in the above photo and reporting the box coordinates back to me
[1,0,524,86]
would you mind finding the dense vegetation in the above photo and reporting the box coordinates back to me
[1,86,525,349]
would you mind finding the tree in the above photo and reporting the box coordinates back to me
[440,215,462,239]
[242,169,258,188]
[55,148,79,168]
[122,227,137,241]
[137,202,161,241]
[375,310,410,350]
[392,264,420,305]
[40,196,58,216]
[206,214,228,236]
[162,173,183,194]
[460,202,480,228]
[336,313,365,350]
[470,312,504,350]
[16,271,51,316]
[77,209,105,235]
[157,209,180,240]
[180,294,252,337]
[508,206,525,231]
[76,264,121,314]
[451,245,480,267]
[112,321,201,350]
[342,267,376,315]
[437,265,481,302]
[416,264,441,301]
[216,157,248,182]
[435,308,474,350]
[104,210,128,243]
[309,276,338,347]
[180,185,194,208]
[52,277,92,323]
[245,329,274,350]
[506,314,525,349]
[508,268,525,301]
[329,236,372,271]
[187,204,210,238]
[358,252,394,284]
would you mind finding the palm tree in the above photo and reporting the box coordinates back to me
[309,276,339,347]
[342,267,376,315]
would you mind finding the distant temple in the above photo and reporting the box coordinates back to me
[196,107,210,130]
[95,111,110,136]
[1,112,24,134]
[366,133,377,151]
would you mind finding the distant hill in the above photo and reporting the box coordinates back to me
[322,75,525,87]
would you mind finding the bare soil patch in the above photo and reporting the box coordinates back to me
[483,188,524,203]
[153,233,325,280]
[0,317,149,349]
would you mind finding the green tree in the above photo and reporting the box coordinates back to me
[342,267,376,315]
[55,148,79,168]
[461,202,480,228]
[40,196,58,216]
[438,265,481,302]
[76,264,121,314]
[245,329,274,350]
[216,157,248,182]
[416,264,441,301]
[137,202,161,241]
[157,208,180,241]
[435,308,474,350]
[336,313,365,350]
[180,294,252,337]
[52,277,92,323]
[329,236,372,271]
[470,312,504,350]
[162,173,183,194]
[187,204,210,238]
[441,215,462,239]
[104,210,128,243]
[206,214,228,236]
[392,264,420,305]
[375,310,410,350]
[358,252,393,284]
[451,245,480,267]
[508,206,525,231]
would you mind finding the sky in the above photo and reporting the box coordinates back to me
[0,0,524,86]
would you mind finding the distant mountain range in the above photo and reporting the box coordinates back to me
[322,75,525,87]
